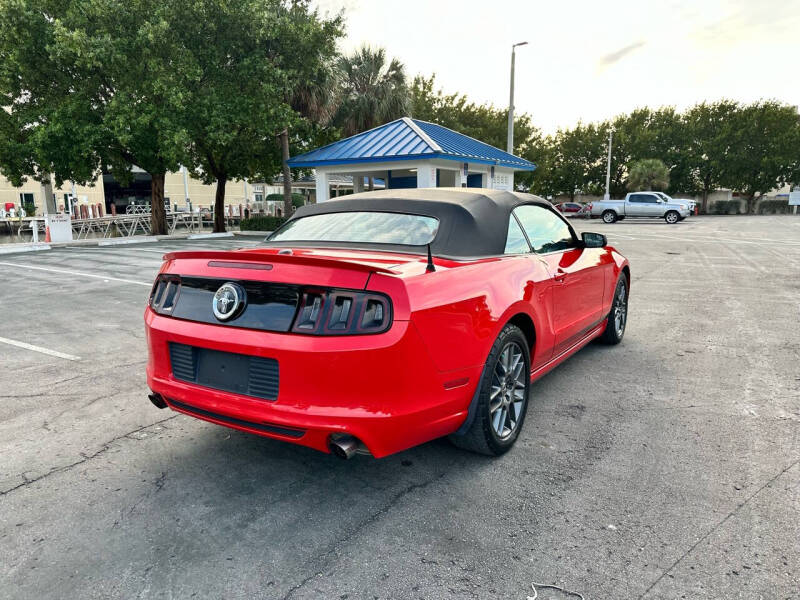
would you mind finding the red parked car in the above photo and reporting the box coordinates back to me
[554,201,587,215]
[145,189,629,458]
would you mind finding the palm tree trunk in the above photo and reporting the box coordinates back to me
[280,128,292,218]
[214,176,227,233]
[150,172,167,235]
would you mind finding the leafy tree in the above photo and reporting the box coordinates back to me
[720,101,800,214]
[627,158,670,190]
[0,108,39,187]
[335,46,409,137]
[524,138,558,198]
[540,123,607,199]
[409,74,544,190]
[410,74,542,154]
[0,0,342,233]
[0,0,194,234]
[178,0,342,231]
[682,100,739,212]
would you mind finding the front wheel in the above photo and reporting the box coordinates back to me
[602,210,617,224]
[665,210,680,224]
[599,273,629,344]
[449,324,531,456]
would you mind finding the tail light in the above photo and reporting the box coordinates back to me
[292,289,392,335]
[149,274,392,336]
[150,274,181,315]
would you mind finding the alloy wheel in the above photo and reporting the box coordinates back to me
[614,282,628,337]
[489,342,527,439]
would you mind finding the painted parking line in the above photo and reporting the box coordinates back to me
[0,261,151,286]
[0,336,81,361]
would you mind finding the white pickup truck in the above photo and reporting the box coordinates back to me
[589,192,692,224]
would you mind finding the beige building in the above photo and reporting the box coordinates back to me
[0,175,105,215]
[0,168,381,218]
[0,169,299,217]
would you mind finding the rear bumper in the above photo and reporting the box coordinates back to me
[145,309,480,457]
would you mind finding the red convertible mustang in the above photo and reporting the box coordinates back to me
[145,189,629,458]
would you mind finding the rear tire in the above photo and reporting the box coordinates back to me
[665,210,679,224]
[449,324,531,456]
[602,210,617,224]
[600,273,629,345]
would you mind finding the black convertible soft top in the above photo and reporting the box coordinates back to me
[266,188,553,259]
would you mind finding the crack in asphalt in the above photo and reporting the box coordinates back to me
[637,457,800,599]
[0,415,179,497]
[112,470,168,528]
[281,470,448,600]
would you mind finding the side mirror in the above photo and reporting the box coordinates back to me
[582,232,607,248]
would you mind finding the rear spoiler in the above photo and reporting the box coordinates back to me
[161,250,400,275]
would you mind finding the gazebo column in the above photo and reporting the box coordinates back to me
[315,169,330,203]
[416,164,437,188]
[352,174,365,193]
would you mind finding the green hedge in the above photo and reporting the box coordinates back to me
[711,200,741,215]
[22,201,36,217]
[239,215,286,231]
[266,193,305,208]
[757,199,790,214]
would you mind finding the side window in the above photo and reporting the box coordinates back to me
[504,216,530,254]
[642,194,658,203]
[513,205,575,254]
[629,194,643,203]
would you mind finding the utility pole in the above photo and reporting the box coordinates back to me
[507,41,528,154]
[70,181,77,216]
[181,165,191,211]
[604,128,614,201]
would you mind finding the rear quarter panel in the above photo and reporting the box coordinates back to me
[394,257,554,373]
[602,248,630,314]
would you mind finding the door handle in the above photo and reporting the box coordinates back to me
[553,269,567,283]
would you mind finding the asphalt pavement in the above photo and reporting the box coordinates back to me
[1,216,798,599]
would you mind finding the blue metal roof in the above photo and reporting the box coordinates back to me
[287,117,536,171]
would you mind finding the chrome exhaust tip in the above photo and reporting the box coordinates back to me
[148,393,168,409]
[328,434,360,460]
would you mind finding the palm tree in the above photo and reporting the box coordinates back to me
[627,158,670,191]
[280,63,341,216]
[335,45,409,137]
[334,46,409,190]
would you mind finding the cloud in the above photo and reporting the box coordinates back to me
[691,0,800,44]
[599,40,646,67]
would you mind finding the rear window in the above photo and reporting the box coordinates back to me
[268,211,439,246]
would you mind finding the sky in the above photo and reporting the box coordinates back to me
[312,0,800,134]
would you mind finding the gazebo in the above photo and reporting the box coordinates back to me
[287,117,536,202]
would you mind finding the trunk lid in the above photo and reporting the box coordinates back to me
[161,247,437,286]
[154,247,434,333]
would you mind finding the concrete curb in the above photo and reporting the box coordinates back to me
[2,229,250,251]
[98,236,160,246]
[187,232,235,240]
[0,243,51,255]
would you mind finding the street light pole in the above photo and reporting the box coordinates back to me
[604,128,615,201]
[507,41,528,154]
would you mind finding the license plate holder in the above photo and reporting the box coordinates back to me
[195,348,251,395]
